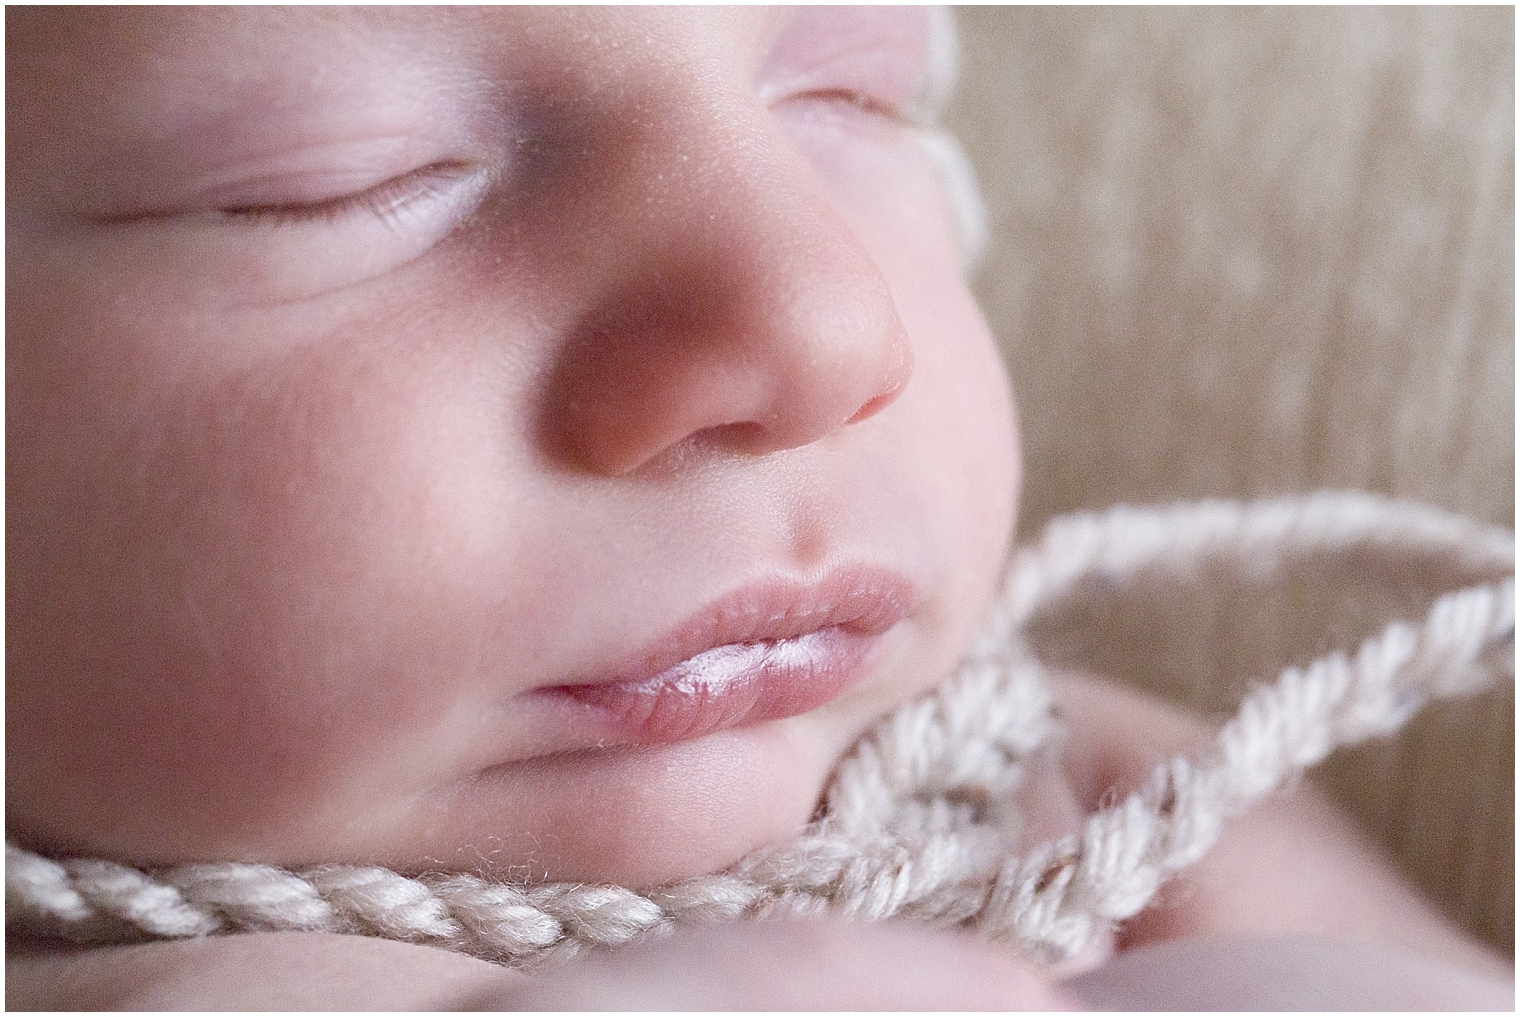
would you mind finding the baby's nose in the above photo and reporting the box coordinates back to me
[541,97,913,476]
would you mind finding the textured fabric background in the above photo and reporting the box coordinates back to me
[945,7,1514,952]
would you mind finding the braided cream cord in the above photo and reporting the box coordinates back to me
[8,493,1513,967]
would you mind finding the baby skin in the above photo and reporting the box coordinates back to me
[6,7,1512,1009]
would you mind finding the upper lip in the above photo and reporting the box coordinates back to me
[565,564,917,689]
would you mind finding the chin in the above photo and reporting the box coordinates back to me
[443,718,835,888]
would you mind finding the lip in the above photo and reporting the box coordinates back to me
[542,565,915,744]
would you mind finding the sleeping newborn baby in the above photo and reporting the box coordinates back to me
[6,7,1511,1008]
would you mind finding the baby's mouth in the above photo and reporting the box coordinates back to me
[543,566,914,744]
[555,627,875,743]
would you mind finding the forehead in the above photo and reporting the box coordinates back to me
[6,8,775,129]
[6,7,940,88]
[6,7,939,189]
[5,7,776,57]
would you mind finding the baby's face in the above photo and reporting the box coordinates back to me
[7,7,1017,885]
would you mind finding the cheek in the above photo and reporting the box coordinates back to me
[7,298,530,850]
[789,120,1019,560]
[172,334,529,779]
[896,274,1021,647]
[910,336,1017,677]
[842,183,1021,601]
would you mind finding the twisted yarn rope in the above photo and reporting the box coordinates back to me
[8,492,1513,967]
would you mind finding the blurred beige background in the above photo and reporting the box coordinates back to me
[946,7,1513,952]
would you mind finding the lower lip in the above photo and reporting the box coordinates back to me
[552,625,878,743]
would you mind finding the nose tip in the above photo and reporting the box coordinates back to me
[739,313,914,457]
[544,197,916,477]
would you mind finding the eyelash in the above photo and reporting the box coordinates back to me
[791,87,908,123]
[216,161,483,226]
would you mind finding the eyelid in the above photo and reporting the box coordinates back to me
[217,160,489,225]
[67,158,498,306]
[761,50,928,129]
[759,8,935,125]
[771,86,909,126]
[86,159,491,230]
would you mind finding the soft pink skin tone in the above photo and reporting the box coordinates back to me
[6,923,1083,1012]
[16,10,1503,1010]
[7,7,1020,888]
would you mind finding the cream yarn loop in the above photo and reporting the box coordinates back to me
[8,492,1513,967]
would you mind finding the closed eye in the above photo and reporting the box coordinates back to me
[75,155,498,305]
[217,161,487,226]
[780,87,908,124]
[759,6,938,130]
[89,160,490,229]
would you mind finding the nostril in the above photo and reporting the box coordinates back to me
[680,421,771,461]
[844,335,913,427]
[547,308,915,474]
[543,145,916,475]
[845,391,897,427]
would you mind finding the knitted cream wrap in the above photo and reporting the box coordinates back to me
[7,492,1514,969]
